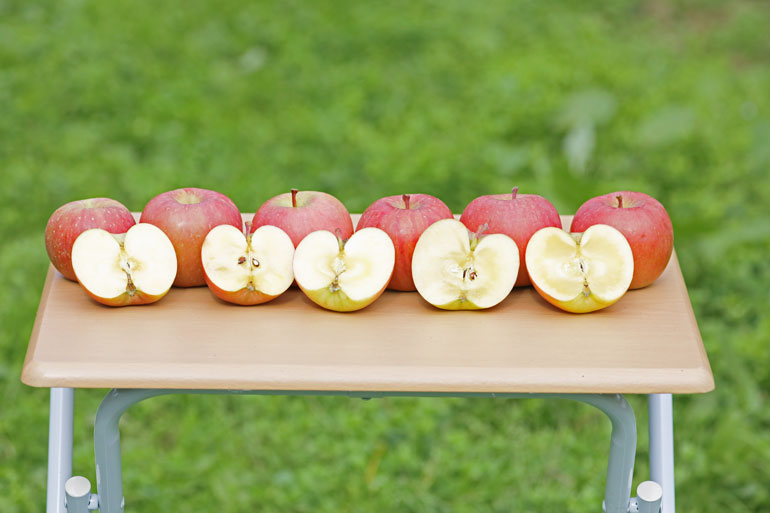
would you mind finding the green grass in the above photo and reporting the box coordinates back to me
[2,0,770,511]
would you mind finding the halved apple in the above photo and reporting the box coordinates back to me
[71,223,177,306]
[201,224,294,305]
[411,218,519,310]
[525,224,634,313]
[293,228,395,312]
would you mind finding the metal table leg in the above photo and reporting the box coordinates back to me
[649,393,675,513]
[86,390,640,513]
[47,388,74,513]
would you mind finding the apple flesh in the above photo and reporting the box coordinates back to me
[201,224,295,305]
[570,191,673,289]
[140,188,243,287]
[460,187,561,287]
[45,198,137,281]
[71,223,177,306]
[411,219,519,310]
[251,189,354,248]
[525,225,634,313]
[357,193,453,291]
[293,228,395,312]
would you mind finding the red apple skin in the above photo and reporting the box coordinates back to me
[357,194,453,291]
[82,288,168,307]
[570,191,673,289]
[460,189,561,287]
[202,274,280,306]
[140,188,243,287]
[251,190,354,247]
[45,198,137,281]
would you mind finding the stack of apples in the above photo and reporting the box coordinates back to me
[45,186,673,314]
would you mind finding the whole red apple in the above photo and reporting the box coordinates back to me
[570,191,673,289]
[357,193,453,291]
[140,187,243,287]
[460,187,562,287]
[251,189,354,247]
[45,198,137,281]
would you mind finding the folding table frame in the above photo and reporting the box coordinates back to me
[46,388,675,513]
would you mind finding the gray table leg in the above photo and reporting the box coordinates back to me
[649,393,675,513]
[47,388,74,513]
[91,390,637,513]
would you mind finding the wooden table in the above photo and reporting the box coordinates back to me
[22,216,713,513]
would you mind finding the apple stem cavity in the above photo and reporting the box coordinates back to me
[512,186,519,200]
[291,188,299,208]
[335,228,346,252]
[402,194,411,210]
[616,195,624,208]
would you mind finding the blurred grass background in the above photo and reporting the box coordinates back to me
[2,0,769,511]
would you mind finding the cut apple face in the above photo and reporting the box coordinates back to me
[525,224,634,313]
[411,219,519,310]
[71,224,177,307]
[293,228,395,312]
[201,224,294,305]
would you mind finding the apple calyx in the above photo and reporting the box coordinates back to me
[402,194,411,210]
[511,186,519,200]
[291,188,299,208]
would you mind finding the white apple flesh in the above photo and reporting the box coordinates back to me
[411,219,519,310]
[201,225,295,305]
[71,224,177,307]
[293,228,395,312]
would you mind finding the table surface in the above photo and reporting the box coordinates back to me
[22,215,714,394]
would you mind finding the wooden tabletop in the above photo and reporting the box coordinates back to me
[22,216,713,394]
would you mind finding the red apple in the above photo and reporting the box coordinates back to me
[357,193,453,291]
[460,187,562,287]
[570,191,673,289]
[140,188,243,287]
[251,189,354,247]
[45,198,137,281]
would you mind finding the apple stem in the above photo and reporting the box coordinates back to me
[402,194,411,210]
[469,223,488,251]
[244,221,252,238]
[616,195,623,208]
[512,186,519,200]
[291,188,299,208]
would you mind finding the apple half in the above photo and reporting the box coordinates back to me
[525,224,634,313]
[71,223,177,307]
[201,224,295,305]
[411,219,519,310]
[293,228,395,312]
